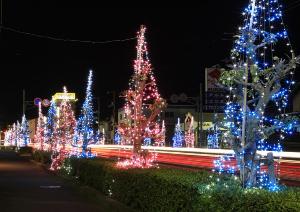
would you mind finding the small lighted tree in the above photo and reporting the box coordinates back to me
[154,120,166,146]
[34,102,45,150]
[184,115,195,148]
[15,121,21,147]
[19,115,30,147]
[114,129,122,145]
[73,70,97,157]
[173,118,184,148]
[118,25,166,167]
[45,100,57,151]
[4,128,13,146]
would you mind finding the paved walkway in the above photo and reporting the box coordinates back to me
[0,151,132,212]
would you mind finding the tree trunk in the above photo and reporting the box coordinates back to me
[267,152,276,186]
[133,137,142,154]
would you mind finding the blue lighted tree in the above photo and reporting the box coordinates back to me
[46,100,57,150]
[114,129,122,145]
[172,118,184,148]
[218,0,299,189]
[74,70,96,156]
[19,115,30,147]
[207,114,221,149]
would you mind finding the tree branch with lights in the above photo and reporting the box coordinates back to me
[117,25,166,168]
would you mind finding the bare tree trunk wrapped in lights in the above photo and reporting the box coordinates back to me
[118,25,166,168]
[216,0,300,190]
[34,102,45,151]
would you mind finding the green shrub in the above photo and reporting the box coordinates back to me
[18,146,33,155]
[32,150,52,165]
[62,158,300,212]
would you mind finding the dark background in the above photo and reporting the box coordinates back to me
[1,1,300,127]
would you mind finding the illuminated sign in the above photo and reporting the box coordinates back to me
[202,122,213,130]
[52,93,76,101]
[34,98,42,106]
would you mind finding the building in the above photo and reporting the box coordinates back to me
[161,104,224,147]
[293,85,300,112]
[117,103,224,147]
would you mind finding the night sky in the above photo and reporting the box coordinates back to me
[1,1,300,126]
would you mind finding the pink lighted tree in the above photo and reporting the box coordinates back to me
[118,25,166,167]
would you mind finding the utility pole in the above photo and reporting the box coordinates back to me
[0,0,2,33]
[23,89,26,115]
[112,91,116,144]
[199,83,203,147]
[96,97,100,130]
[107,91,116,144]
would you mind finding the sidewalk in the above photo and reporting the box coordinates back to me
[0,151,133,212]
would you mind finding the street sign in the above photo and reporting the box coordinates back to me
[34,98,42,106]
[204,65,227,112]
[42,99,50,107]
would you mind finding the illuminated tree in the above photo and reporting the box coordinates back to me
[14,121,21,147]
[154,120,165,146]
[173,118,184,148]
[74,70,97,156]
[114,129,122,145]
[217,0,299,189]
[19,115,30,147]
[4,128,12,146]
[45,100,57,151]
[118,25,166,166]
[51,87,76,170]
[184,116,194,148]
[207,114,221,149]
[34,102,45,150]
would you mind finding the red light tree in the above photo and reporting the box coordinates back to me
[118,25,166,166]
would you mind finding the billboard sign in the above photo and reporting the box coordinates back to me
[52,93,76,101]
[204,65,227,112]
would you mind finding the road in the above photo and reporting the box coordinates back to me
[89,145,300,182]
[0,150,132,212]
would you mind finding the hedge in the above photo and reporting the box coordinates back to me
[32,150,52,165]
[18,146,33,155]
[62,157,300,212]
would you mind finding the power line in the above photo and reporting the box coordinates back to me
[285,0,300,11]
[0,25,136,44]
